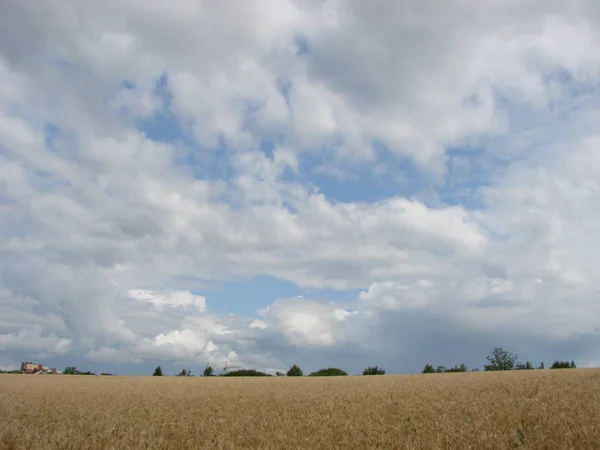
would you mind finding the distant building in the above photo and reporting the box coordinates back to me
[21,361,58,374]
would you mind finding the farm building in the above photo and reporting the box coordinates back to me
[20,362,59,374]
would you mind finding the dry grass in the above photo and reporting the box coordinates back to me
[1,369,599,449]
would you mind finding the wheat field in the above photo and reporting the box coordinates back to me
[1,369,599,449]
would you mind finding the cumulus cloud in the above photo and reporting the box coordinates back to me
[1,0,600,373]
[259,298,359,347]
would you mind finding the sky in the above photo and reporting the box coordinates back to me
[1,0,600,376]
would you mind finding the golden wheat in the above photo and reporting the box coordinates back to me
[1,369,599,449]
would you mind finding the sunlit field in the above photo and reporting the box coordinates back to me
[1,369,599,449]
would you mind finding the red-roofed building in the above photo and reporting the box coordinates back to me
[21,362,59,374]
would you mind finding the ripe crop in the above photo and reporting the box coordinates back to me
[1,369,599,449]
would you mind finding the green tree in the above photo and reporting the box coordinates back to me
[363,366,386,375]
[515,361,534,370]
[202,365,214,377]
[286,364,304,377]
[551,361,575,369]
[538,362,545,370]
[445,364,468,373]
[484,347,518,371]
[153,366,163,376]
[177,368,192,376]
[308,368,348,376]
[423,364,467,373]
[63,366,78,375]
[422,364,436,373]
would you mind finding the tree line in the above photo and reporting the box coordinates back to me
[62,366,116,376]
[150,348,577,378]
[422,348,576,373]
[0,348,579,377]
[152,364,386,377]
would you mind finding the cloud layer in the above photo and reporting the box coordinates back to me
[1,0,599,374]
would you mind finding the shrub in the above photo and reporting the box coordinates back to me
[422,364,436,374]
[423,364,467,373]
[308,368,348,376]
[363,366,386,375]
[62,367,94,375]
[515,361,534,370]
[444,364,468,373]
[220,369,272,377]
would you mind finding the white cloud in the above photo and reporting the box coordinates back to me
[249,319,268,330]
[260,298,361,348]
[0,0,600,373]
[127,289,206,311]
[0,328,72,355]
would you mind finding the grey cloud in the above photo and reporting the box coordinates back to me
[0,0,599,374]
